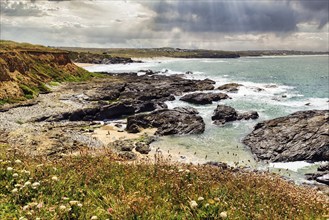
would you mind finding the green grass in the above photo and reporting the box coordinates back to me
[0,145,328,220]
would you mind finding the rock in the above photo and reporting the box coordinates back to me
[211,105,238,125]
[218,83,242,92]
[318,163,329,172]
[180,92,230,105]
[316,174,329,185]
[135,142,151,154]
[185,71,193,74]
[205,161,229,170]
[237,111,259,120]
[118,151,136,160]
[243,110,329,162]
[126,107,205,136]
[111,140,135,151]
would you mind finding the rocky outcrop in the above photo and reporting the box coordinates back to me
[68,51,140,64]
[218,83,243,92]
[0,41,88,102]
[180,92,230,105]
[126,107,205,135]
[211,105,259,125]
[243,110,329,162]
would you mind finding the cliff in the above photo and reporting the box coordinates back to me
[0,40,90,103]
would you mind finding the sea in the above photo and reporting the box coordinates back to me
[84,55,329,184]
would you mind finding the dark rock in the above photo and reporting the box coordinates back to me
[316,174,329,185]
[126,107,205,136]
[135,142,151,154]
[318,163,329,172]
[111,140,135,151]
[185,71,193,74]
[180,92,230,105]
[237,111,259,120]
[118,151,137,160]
[218,83,242,92]
[139,69,160,75]
[243,110,329,162]
[211,105,238,125]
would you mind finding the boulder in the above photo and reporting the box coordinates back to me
[218,83,242,92]
[126,107,205,135]
[243,110,329,162]
[180,92,230,105]
[135,142,151,154]
[212,105,259,125]
[237,111,259,120]
[211,105,238,125]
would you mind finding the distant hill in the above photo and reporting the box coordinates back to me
[58,46,328,59]
[0,41,90,104]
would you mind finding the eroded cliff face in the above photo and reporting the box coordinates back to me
[0,42,89,102]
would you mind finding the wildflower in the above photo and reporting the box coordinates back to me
[185,169,190,173]
[62,197,69,200]
[19,217,27,220]
[205,203,209,208]
[15,183,22,188]
[69,200,79,205]
[23,205,29,211]
[198,196,204,201]
[107,207,114,214]
[12,188,18,193]
[178,169,184,173]
[220,211,228,219]
[24,181,31,187]
[91,216,98,220]
[52,176,59,181]
[59,205,66,210]
[77,203,83,207]
[15,159,22,164]
[13,173,19,178]
[37,203,43,209]
[32,182,40,189]
[189,200,198,209]
[7,167,13,172]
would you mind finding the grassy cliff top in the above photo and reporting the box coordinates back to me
[0,40,63,53]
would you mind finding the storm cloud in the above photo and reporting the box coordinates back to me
[0,0,328,51]
[148,0,328,33]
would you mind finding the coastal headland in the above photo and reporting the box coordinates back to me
[0,41,328,219]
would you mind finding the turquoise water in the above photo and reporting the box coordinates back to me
[85,56,329,183]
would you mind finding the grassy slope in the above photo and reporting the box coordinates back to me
[0,145,327,220]
[0,41,98,105]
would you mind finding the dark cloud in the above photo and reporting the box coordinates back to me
[147,0,328,33]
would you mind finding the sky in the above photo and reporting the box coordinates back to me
[1,0,328,51]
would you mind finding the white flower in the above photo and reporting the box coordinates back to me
[24,181,31,187]
[52,176,59,181]
[178,169,184,173]
[13,173,19,178]
[197,196,204,201]
[15,159,22,164]
[15,184,22,188]
[205,203,209,207]
[7,167,13,172]
[59,205,66,210]
[62,197,69,200]
[19,217,27,220]
[23,205,29,211]
[12,188,18,193]
[91,216,98,220]
[220,211,228,218]
[189,200,198,209]
[77,203,83,207]
[31,182,40,189]
[185,169,190,173]
[69,200,79,205]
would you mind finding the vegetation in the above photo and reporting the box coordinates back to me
[0,40,106,105]
[0,145,327,220]
[60,47,328,59]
